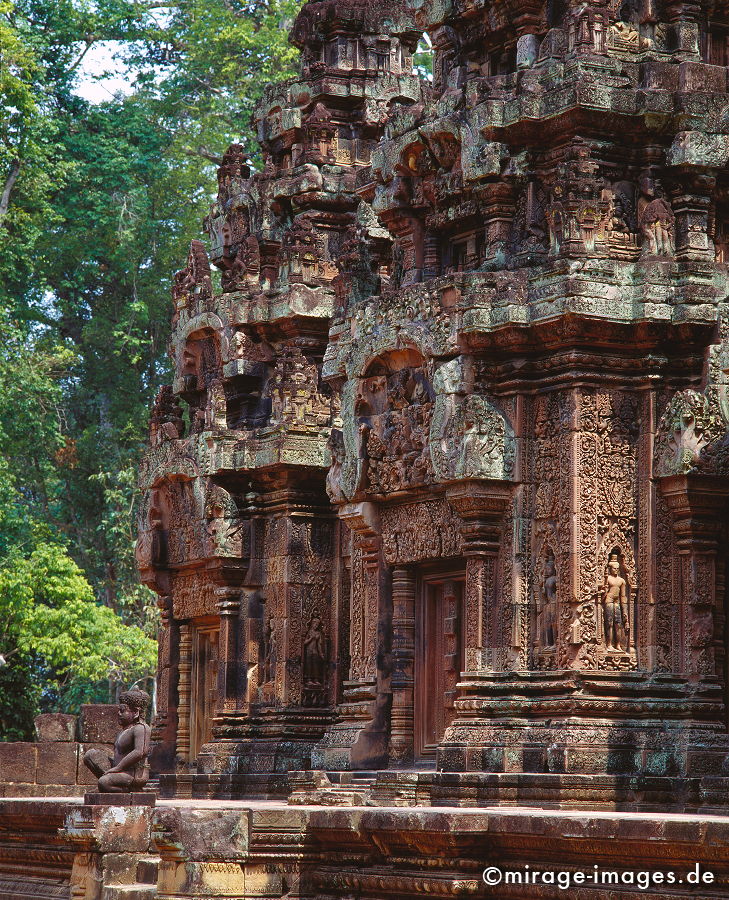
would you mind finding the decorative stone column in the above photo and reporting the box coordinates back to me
[176,624,192,767]
[657,474,729,687]
[312,501,392,770]
[389,566,416,766]
[479,182,515,269]
[150,595,178,775]
[439,480,513,771]
[446,480,514,672]
[214,587,242,723]
[670,173,715,262]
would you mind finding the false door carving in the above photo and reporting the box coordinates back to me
[190,624,219,760]
[416,576,464,760]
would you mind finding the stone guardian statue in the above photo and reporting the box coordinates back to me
[83,689,152,793]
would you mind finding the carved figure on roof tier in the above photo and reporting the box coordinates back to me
[638,175,675,257]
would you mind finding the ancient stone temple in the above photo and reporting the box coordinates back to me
[135,1,422,793]
[137,0,729,807]
[8,0,729,897]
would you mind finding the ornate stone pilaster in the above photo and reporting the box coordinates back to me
[446,480,514,672]
[657,474,729,686]
[437,480,513,771]
[152,599,171,743]
[390,215,424,286]
[150,595,178,775]
[340,502,382,689]
[176,624,192,766]
[313,501,391,770]
[389,566,415,766]
[480,181,515,268]
[214,588,242,723]
[671,174,715,261]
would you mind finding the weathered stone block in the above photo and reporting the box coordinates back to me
[79,705,119,743]
[644,750,680,776]
[640,61,679,91]
[679,61,727,94]
[34,713,77,742]
[36,742,79,785]
[84,791,155,807]
[64,804,153,853]
[0,742,37,783]
[4,782,40,796]
[668,131,729,168]
[43,784,85,796]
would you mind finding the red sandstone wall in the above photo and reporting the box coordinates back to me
[0,706,116,797]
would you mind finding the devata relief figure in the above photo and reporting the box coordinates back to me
[601,555,629,652]
[638,175,674,256]
[261,616,275,685]
[538,555,558,649]
[83,689,152,793]
[303,614,327,705]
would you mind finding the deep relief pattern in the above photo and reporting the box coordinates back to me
[354,359,435,496]
[577,390,639,671]
[381,500,463,565]
[654,388,729,477]
[430,358,515,482]
[531,392,573,671]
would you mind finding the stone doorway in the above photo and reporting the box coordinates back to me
[190,625,219,761]
[415,575,464,762]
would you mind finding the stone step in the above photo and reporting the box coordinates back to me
[288,770,376,806]
[101,884,157,900]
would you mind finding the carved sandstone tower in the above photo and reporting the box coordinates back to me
[318,0,729,802]
[139,0,729,805]
[136,0,421,795]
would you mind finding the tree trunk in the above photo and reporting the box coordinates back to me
[0,159,21,227]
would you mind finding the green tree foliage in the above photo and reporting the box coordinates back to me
[0,309,156,735]
[127,0,302,164]
[0,546,155,684]
[0,0,306,737]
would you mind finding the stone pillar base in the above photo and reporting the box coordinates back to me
[311,679,391,771]
[196,706,335,777]
[437,670,729,777]
[369,770,729,812]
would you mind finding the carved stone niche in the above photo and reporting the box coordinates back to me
[596,546,634,657]
[149,385,184,446]
[137,475,248,589]
[172,241,213,319]
[136,475,199,581]
[177,327,224,433]
[179,328,221,390]
[342,348,436,499]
